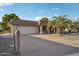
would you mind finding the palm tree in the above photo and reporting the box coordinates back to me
[63,19,72,33]
[72,21,79,32]
[76,19,79,32]
[47,15,79,34]
[64,20,79,33]
[52,15,68,34]
[47,20,56,33]
[47,20,53,32]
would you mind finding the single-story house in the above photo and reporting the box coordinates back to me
[9,19,48,35]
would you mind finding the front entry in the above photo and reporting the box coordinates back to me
[39,26,47,34]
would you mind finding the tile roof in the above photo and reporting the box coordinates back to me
[10,19,38,26]
[10,19,48,26]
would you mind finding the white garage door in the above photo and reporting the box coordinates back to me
[17,26,38,34]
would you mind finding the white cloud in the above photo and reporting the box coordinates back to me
[39,10,44,13]
[35,17,42,21]
[53,14,59,16]
[52,7,61,10]
[0,3,13,6]
[0,3,13,11]
[35,16,49,21]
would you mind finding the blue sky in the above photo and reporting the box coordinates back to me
[0,3,79,21]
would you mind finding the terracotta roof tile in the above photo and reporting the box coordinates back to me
[10,19,38,26]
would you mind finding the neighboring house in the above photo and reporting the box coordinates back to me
[10,19,48,35]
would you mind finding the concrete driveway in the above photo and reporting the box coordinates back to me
[20,35,79,56]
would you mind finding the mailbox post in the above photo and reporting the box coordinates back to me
[15,30,20,55]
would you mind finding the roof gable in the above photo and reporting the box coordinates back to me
[10,19,48,26]
[10,19,38,26]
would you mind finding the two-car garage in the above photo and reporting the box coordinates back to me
[10,19,39,35]
[17,26,39,34]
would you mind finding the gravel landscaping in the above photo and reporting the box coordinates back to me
[0,34,16,56]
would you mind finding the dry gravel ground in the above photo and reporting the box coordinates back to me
[0,33,16,56]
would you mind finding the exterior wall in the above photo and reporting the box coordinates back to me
[40,26,43,34]
[16,26,39,34]
[11,25,17,35]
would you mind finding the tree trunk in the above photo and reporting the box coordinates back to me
[56,27,61,34]
[68,29,71,33]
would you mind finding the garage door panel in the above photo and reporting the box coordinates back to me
[17,26,38,34]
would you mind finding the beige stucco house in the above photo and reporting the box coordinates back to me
[10,19,48,35]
